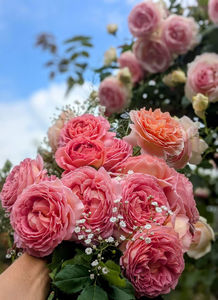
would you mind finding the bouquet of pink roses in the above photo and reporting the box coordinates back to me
[0,107,213,300]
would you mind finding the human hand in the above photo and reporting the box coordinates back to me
[0,253,50,300]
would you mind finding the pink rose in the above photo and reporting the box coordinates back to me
[128,0,166,38]
[133,38,172,73]
[99,77,131,115]
[185,53,218,103]
[167,116,208,168]
[59,114,115,147]
[120,225,184,298]
[55,137,105,171]
[162,15,199,55]
[187,216,215,259]
[120,154,199,224]
[61,167,120,240]
[124,108,184,160]
[164,168,199,224]
[116,173,170,236]
[118,51,144,84]
[10,179,84,257]
[208,0,218,24]
[48,110,75,151]
[166,215,192,252]
[0,155,47,212]
[103,138,133,173]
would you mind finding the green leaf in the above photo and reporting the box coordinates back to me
[62,249,91,268]
[111,282,135,300]
[81,41,93,47]
[77,285,108,300]
[100,260,126,288]
[75,63,88,70]
[80,51,89,57]
[64,35,91,43]
[54,264,91,294]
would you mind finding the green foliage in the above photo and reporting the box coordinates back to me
[110,282,135,300]
[77,285,108,300]
[36,34,93,94]
[54,264,91,294]
[62,249,91,268]
[100,260,126,288]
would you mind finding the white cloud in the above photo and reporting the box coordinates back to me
[0,82,95,167]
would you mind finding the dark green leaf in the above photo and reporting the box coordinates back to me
[62,249,91,268]
[54,264,91,294]
[81,41,93,47]
[111,282,135,300]
[77,285,108,300]
[70,53,80,60]
[64,36,91,43]
[75,63,88,70]
[100,260,126,288]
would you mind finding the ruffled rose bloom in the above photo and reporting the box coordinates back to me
[166,215,192,252]
[61,167,120,240]
[187,216,215,259]
[133,38,172,73]
[167,116,208,168]
[47,110,74,152]
[120,225,184,298]
[10,179,84,257]
[208,0,218,24]
[55,137,105,171]
[118,51,144,84]
[116,173,170,236]
[99,76,131,115]
[59,114,115,147]
[128,0,166,38]
[124,108,184,160]
[103,138,132,173]
[120,154,199,224]
[185,53,218,103]
[0,155,47,212]
[162,15,198,55]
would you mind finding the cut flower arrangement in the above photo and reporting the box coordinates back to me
[0,108,213,299]
[1,0,218,299]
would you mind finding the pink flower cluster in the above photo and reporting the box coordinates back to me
[132,6,197,74]
[55,113,132,172]
[1,113,201,298]
[0,155,84,257]
[128,1,198,75]
[98,0,199,115]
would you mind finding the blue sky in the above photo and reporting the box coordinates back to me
[0,0,139,166]
[0,0,136,102]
